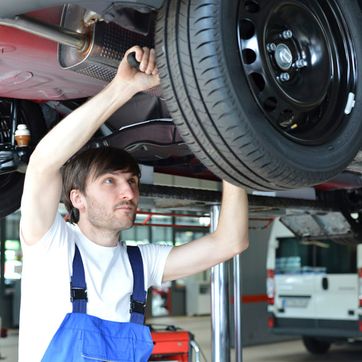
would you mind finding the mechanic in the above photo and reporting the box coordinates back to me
[18,46,249,362]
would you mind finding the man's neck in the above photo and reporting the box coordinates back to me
[77,219,120,247]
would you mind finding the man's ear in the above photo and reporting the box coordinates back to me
[70,189,85,211]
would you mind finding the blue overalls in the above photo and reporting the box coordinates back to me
[41,244,154,361]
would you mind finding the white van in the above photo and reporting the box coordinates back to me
[266,212,362,354]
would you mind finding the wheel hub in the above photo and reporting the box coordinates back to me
[274,43,293,70]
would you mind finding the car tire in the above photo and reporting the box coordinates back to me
[0,101,47,218]
[302,336,331,355]
[155,0,362,190]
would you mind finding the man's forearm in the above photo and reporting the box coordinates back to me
[30,80,136,172]
[214,181,249,254]
[162,180,249,281]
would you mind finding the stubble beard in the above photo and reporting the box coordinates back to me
[87,198,137,232]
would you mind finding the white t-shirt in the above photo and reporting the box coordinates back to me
[18,213,172,362]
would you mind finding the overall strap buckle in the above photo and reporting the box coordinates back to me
[70,286,88,302]
[130,297,146,314]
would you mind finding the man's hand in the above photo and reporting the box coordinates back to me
[114,46,160,94]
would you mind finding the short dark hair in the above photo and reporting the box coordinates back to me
[61,147,141,223]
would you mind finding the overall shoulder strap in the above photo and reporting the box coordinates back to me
[127,245,147,324]
[70,244,88,313]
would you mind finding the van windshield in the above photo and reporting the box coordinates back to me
[275,237,356,274]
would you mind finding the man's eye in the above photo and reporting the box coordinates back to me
[129,178,137,185]
[104,178,113,184]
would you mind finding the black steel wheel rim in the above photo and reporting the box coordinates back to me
[237,0,357,145]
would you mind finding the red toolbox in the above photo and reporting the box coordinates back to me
[149,325,201,362]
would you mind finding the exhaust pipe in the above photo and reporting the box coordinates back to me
[0,14,87,50]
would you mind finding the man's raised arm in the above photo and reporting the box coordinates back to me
[162,181,249,282]
[20,46,159,245]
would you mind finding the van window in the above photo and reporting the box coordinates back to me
[275,237,356,274]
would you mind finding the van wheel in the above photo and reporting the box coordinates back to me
[0,100,47,218]
[302,336,331,355]
[156,0,362,190]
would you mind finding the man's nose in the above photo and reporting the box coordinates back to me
[119,183,137,200]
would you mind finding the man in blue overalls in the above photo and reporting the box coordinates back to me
[18,46,249,361]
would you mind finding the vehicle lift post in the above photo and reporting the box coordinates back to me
[233,252,243,362]
[210,205,243,362]
[0,219,6,360]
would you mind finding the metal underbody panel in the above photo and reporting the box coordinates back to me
[0,1,164,18]
[139,184,341,214]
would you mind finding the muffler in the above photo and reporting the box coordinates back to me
[58,4,154,82]
[0,4,154,83]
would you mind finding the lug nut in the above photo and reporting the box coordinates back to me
[266,43,277,53]
[294,59,308,69]
[279,72,290,82]
[281,30,293,39]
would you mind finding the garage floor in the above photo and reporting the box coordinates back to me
[1,316,362,361]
